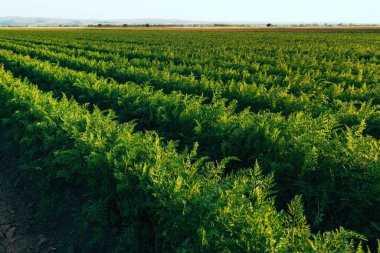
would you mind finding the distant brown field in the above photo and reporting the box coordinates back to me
[1,26,380,32]
[115,26,380,32]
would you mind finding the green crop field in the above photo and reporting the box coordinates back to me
[0,28,378,252]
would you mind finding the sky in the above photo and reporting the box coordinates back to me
[0,0,379,24]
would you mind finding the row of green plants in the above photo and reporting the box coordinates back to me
[3,31,380,91]
[2,30,379,70]
[1,38,379,120]
[0,39,318,115]
[0,67,367,252]
[2,31,379,90]
[0,48,379,243]
[3,35,380,101]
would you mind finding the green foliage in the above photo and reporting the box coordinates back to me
[0,68,368,252]
[0,29,379,251]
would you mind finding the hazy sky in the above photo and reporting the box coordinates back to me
[1,0,379,23]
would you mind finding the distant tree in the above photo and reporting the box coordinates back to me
[98,24,103,27]
[145,23,150,27]
[267,23,272,27]
[123,24,128,27]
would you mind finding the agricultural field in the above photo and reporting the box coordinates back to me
[0,28,379,252]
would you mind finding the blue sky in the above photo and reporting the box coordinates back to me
[1,0,379,23]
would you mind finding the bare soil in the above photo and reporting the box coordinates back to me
[0,160,58,253]
[0,136,63,253]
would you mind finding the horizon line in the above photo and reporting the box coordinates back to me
[0,16,379,25]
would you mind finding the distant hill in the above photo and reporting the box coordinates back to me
[0,17,377,27]
[0,17,212,27]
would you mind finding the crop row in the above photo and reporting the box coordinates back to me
[2,30,379,69]
[2,32,379,88]
[0,40,379,139]
[0,66,366,252]
[0,38,313,114]
[0,48,379,241]
[1,39,380,121]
